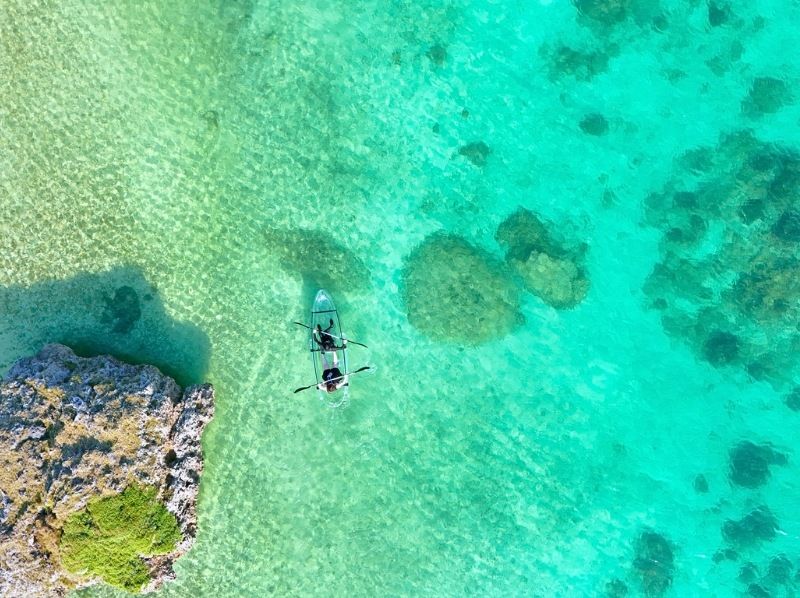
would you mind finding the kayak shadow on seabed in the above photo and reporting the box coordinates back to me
[0,265,210,386]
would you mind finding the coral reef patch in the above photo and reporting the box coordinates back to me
[0,344,214,596]
[643,131,800,387]
[632,530,674,596]
[722,506,778,548]
[496,208,590,309]
[728,441,787,488]
[401,233,522,344]
[742,76,793,116]
[458,141,492,167]
[265,227,372,295]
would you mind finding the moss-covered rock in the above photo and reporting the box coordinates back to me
[401,233,522,344]
[60,485,181,592]
[496,208,590,309]
[0,344,214,596]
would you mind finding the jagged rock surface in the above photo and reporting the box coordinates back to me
[0,344,214,596]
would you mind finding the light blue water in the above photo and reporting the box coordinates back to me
[1,1,799,596]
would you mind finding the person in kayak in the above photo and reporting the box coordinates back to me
[314,319,337,351]
[319,366,345,393]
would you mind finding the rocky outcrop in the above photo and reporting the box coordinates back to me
[0,344,214,596]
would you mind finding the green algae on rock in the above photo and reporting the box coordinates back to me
[401,233,522,344]
[0,344,214,596]
[60,485,181,592]
[496,209,590,309]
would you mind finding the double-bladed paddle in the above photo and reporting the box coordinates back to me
[293,366,373,394]
[293,321,369,349]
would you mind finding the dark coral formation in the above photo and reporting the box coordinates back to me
[729,441,787,488]
[693,474,709,493]
[632,530,674,596]
[401,233,522,344]
[426,43,447,66]
[458,141,491,167]
[643,131,800,386]
[708,2,732,27]
[573,0,632,27]
[580,113,609,136]
[605,578,628,596]
[785,387,800,411]
[265,227,372,294]
[496,209,589,309]
[543,43,619,82]
[722,506,778,548]
[743,76,793,116]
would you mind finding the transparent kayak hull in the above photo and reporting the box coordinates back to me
[310,289,349,405]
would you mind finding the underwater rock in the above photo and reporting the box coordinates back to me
[703,330,740,366]
[573,0,631,26]
[515,251,590,309]
[738,562,759,584]
[642,131,800,385]
[747,583,770,598]
[713,548,738,563]
[723,506,778,548]
[496,208,590,309]
[580,113,609,136]
[729,441,787,488]
[544,44,618,81]
[766,554,793,584]
[265,227,371,293]
[632,530,674,597]
[0,344,215,596]
[785,387,800,411]
[458,141,492,167]
[426,43,447,66]
[104,285,142,334]
[772,209,800,242]
[708,2,731,27]
[743,76,792,115]
[605,578,628,597]
[693,474,709,493]
[401,233,522,344]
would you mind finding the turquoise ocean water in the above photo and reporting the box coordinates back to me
[1,1,799,596]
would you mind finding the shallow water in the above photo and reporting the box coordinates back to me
[2,1,800,596]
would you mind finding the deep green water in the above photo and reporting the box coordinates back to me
[1,1,800,596]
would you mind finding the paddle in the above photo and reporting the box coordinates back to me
[293,366,373,394]
[293,321,369,349]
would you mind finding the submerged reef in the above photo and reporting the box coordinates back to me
[728,441,787,488]
[458,141,492,167]
[0,344,214,596]
[265,227,372,294]
[643,131,800,387]
[573,0,633,27]
[722,506,778,549]
[742,76,793,116]
[496,208,590,309]
[632,530,674,596]
[401,233,522,344]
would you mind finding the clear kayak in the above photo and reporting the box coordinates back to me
[310,289,349,406]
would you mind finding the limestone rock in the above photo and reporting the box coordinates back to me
[514,251,590,309]
[0,344,215,596]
